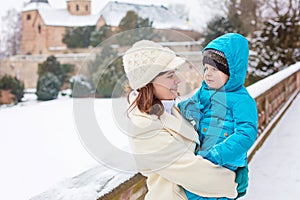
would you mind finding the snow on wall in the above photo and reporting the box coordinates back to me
[247,62,300,98]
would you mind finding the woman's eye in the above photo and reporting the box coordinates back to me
[166,73,175,78]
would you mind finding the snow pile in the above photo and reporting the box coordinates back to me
[0,97,136,200]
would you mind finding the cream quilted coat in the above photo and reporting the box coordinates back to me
[127,100,238,200]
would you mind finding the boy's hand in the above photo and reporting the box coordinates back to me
[196,149,219,165]
[178,99,203,129]
[235,165,249,198]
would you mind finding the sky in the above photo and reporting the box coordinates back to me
[0,0,225,35]
[0,0,194,27]
[0,0,225,53]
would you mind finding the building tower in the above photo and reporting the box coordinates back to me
[21,0,50,55]
[67,0,91,16]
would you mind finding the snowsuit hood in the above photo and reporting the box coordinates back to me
[203,33,249,92]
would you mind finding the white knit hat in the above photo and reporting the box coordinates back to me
[123,40,185,90]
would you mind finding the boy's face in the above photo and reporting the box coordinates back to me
[204,64,229,89]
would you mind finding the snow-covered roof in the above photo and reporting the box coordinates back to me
[23,2,52,12]
[23,2,100,27]
[22,1,190,29]
[38,8,99,27]
[100,1,190,30]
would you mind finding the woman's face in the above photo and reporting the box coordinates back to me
[204,64,229,89]
[152,70,181,100]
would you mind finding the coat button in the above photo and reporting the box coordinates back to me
[224,132,229,137]
[203,128,207,132]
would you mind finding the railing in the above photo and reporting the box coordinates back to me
[100,62,300,200]
[247,62,300,161]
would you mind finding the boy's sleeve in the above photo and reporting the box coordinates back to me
[206,99,258,165]
[177,89,203,129]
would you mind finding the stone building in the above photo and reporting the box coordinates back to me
[21,0,195,55]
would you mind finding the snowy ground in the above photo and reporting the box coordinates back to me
[0,95,135,200]
[240,93,300,199]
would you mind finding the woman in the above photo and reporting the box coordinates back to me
[123,40,238,200]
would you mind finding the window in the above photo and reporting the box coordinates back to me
[38,25,41,34]
[85,5,88,11]
[27,14,31,20]
[76,4,79,11]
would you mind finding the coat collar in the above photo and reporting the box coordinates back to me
[128,91,199,144]
[161,106,200,144]
[128,104,199,144]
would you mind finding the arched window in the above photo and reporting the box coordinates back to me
[27,14,31,20]
[76,4,79,11]
[38,25,41,33]
[85,5,88,11]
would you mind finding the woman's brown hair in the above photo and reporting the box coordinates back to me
[127,83,164,117]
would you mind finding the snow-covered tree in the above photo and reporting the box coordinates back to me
[168,3,189,21]
[36,72,61,101]
[250,0,300,76]
[70,75,93,98]
[0,9,22,56]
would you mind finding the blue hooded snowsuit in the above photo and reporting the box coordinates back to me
[178,33,258,200]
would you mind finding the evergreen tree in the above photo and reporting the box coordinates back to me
[36,73,61,101]
[90,25,113,47]
[63,26,95,48]
[86,45,125,97]
[117,11,155,46]
[38,55,74,87]
[95,57,125,98]
[202,0,251,46]
[202,16,243,46]
[0,75,24,102]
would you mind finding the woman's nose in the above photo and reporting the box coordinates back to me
[174,74,181,84]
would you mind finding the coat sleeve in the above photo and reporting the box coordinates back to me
[177,88,203,131]
[130,129,238,198]
[208,98,258,165]
[177,88,201,117]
